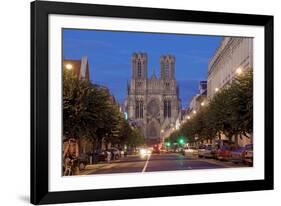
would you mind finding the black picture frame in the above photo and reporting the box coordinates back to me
[31,0,274,205]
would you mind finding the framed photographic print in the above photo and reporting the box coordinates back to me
[31,0,274,204]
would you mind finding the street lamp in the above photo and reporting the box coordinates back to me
[65,63,73,70]
[193,110,197,114]
[215,87,219,92]
[236,67,243,75]
[187,116,191,120]
[201,102,205,106]
[161,129,164,133]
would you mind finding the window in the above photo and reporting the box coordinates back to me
[140,101,143,118]
[164,100,167,118]
[168,101,171,118]
[165,63,169,78]
[135,101,139,118]
[135,100,143,119]
[137,61,142,77]
[164,100,171,118]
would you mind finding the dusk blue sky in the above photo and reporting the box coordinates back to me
[63,29,222,108]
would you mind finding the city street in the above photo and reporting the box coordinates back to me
[80,153,247,175]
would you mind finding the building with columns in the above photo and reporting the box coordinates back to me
[125,53,181,145]
[207,37,253,99]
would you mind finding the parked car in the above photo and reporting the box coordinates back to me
[77,153,90,170]
[198,144,214,158]
[184,146,198,157]
[211,144,220,159]
[198,145,206,158]
[244,144,253,166]
[92,149,109,163]
[230,147,246,164]
[217,145,233,161]
[198,144,212,158]
[108,147,121,160]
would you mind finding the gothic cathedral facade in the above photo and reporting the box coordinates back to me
[125,53,181,145]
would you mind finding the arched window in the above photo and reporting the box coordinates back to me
[135,101,139,118]
[140,100,143,118]
[164,100,168,118]
[165,63,169,78]
[135,100,143,119]
[164,100,171,118]
[137,60,142,77]
[168,101,171,118]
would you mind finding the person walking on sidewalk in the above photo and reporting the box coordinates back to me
[106,150,111,163]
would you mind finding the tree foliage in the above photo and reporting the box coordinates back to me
[169,69,253,145]
[63,70,144,149]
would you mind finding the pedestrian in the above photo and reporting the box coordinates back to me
[106,150,111,163]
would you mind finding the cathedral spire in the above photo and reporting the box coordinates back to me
[132,52,147,79]
[160,55,175,79]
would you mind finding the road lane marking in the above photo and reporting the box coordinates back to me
[142,154,151,173]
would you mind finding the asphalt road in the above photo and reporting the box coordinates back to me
[83,153,246,175]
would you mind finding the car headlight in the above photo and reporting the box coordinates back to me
[140,149,147,155]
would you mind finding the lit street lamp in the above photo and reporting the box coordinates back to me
[236,67,243,75]
[65,63,73,70]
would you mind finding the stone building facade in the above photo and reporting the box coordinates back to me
[207,37,253,146]
[63,56,90,81]
[207,37,253,99]
[125,53,181,145]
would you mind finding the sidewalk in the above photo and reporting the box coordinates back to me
[80,163,112,175]
[79,155,137,175]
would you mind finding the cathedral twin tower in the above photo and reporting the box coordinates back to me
[125,53,181,145]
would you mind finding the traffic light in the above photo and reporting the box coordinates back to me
[165,142,171,147]
[179,139,184,144]
[178,136,185,145]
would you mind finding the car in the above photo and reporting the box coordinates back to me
[108,147,120,160]
[198,144,214,158]
[92,149,109,163]
[198,144,212,158]
[211,144,220,159]
[77,153,90,170]
[198,145,206,158]
[244,144,253,166]
[217,145,233,161]
[230,147,246,164]
[152,144,161,154]
[139,147,152,157]
[203,144,214,158]
[184,146,198,157]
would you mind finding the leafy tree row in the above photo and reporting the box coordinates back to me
[167,69,253,146]
[63,70,145,150]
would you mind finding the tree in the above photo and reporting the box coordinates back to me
[63,70,124,150]
[174,69,253,146]
[63,69,93,139]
